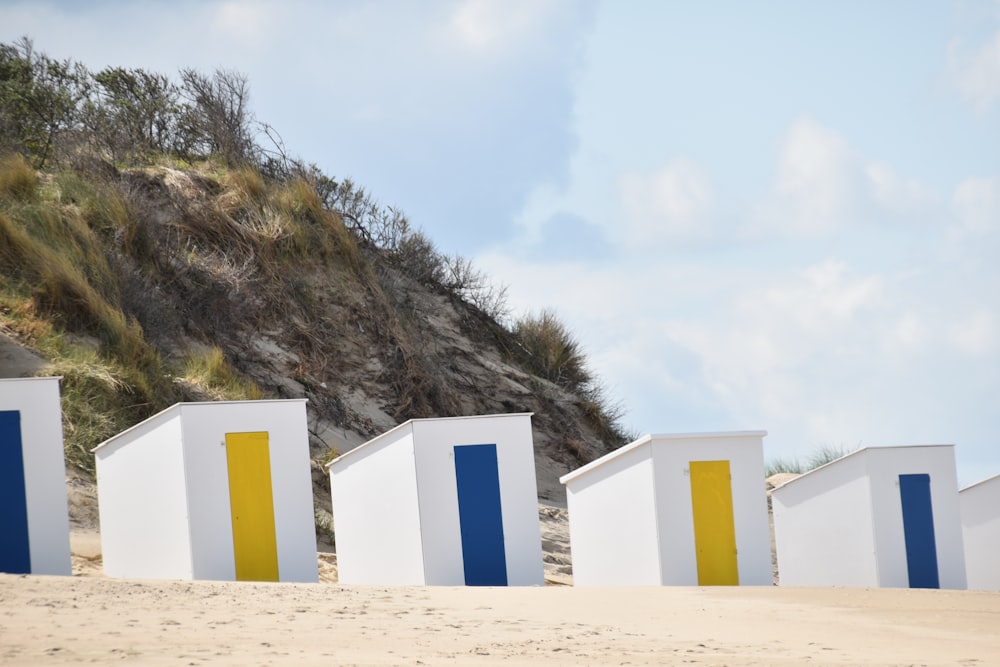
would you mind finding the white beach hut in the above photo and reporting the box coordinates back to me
[960,474,1000,591]
[559,431,772,586]
[328,413,544,586]
[0,376,71,575]
[771,445,966,589]
[94,400,317,582]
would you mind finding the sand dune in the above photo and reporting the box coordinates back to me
[2,573,998,666]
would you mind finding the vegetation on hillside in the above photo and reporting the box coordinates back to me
[0,38,632,477]
[765,443,858,477]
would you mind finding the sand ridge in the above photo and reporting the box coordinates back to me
[1,573,999,666]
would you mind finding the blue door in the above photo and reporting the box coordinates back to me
[454,444,508,586]
[899,473,940,589]
[0,410,31,574]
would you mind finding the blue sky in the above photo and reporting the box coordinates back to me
[2,0,998,484]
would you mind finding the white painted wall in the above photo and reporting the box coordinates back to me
[772,452,877,587]
[95,409,192,579]
[180,401,317,583]
[866,446,965,590]
[412,414,544,586]
[329,426,425,584]
[562,431,771,587]
[0,377,71,575]
[960,475,1000,591]
[651,433,771,586]
[95,400,317,582]
[564,440,662,586]
[328,413,544,586]
[772,445,966,589]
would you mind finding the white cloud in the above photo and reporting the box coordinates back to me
[479,221,998,481]
[450,0,538,49]
[882,312,928,358]
[771,118,860,234]
[865,161,941,217]
[211,1,275,43]
[667,260,885,390]
[615,158,714,246]
[949,309,998,357]
[949,29,1000,112]
[953,175,1000,236]
[754,118,944,238]
[447,0,583,56]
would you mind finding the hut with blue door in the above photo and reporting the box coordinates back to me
[771,445,966,589]
[960,473,1000,591]
[0,376,72,575]
[327,413,544,586]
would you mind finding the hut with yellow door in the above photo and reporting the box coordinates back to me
[94,400,317,582]
[560,431,771,586]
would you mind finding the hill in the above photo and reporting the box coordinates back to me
[0,40,631,566]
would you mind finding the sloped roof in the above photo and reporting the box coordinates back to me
[560,430,767,486]
[770,444,956,493]
[325,412,534,469]
[91,399,308,453]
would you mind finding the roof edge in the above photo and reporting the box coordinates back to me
[91,398,309,453]
[325,412,535,470]
[647,430,767,440]
[772,443,957,492]
[960,472,1000,493]
[560,430,767,486]
[559,434,654,485]
[0,375,64,382]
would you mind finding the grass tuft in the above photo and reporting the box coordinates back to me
[182,345,262,400]
[765,457,804,477]
[514,309,591,391]
[0,153,39,201]
[765,443,858,478]
[225,164,267,203]
[806,443,853,470]
[0,295,176,473]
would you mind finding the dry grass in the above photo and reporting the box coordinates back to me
[560,437,592,465]
[0,165,182,471]
[0,202,160,386]
[224,164,267,203]
[0,153,38,201]
[765,457,804,477]
[765,444,856,477]
[0,296,175,473]
[514,309,591,391]
[206,167,365,281]
[1,151,632,481]
[182,345,262,400]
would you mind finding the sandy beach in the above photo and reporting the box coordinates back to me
[2,572,999,666]
[1,517,997,666]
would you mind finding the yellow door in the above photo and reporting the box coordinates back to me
[689,460,739,585]
[225,431,279,582]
